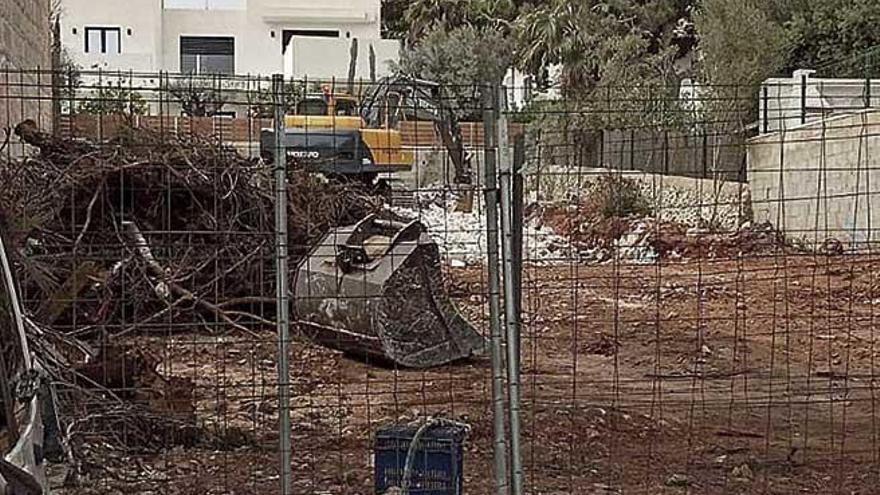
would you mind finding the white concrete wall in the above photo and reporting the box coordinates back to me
[160,9,248,72]
[250,0,379,38]
[760,70,880,134]
[284,37,399,80]
[60,0,381,76]
[61,0,163,73]
[749,110,880,249]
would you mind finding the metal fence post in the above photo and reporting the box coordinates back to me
[272,73,292,495]
[866,50,872,109]
[762,86,769,134]
[482,84,510,495]
[498,85,524,495]
[800,73,808,125]
[512,136,525,326]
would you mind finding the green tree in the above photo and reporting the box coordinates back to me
[400,0,479,42]
[396,25,514,119]
[694,0,788,125]
[166,78,229,117]
[782,0,880,76]
[515,0,690,97]
[514,0,689,135]
[512,0,693,173]
[691,0,788,208]
[381,0,410,38]
[395,0,530,43]
[78,81,148,117]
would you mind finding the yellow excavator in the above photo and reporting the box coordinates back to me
[281,87,413,178]
[261,76,471,187]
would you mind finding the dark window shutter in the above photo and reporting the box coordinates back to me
[180,36,234,56]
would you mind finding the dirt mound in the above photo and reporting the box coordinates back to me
[536,203,783,263]
[651,221,784,259]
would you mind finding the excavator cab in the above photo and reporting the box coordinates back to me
[295,97,329,116]
[294,89,359,118]
[285,91,363,131]
[330,97,359,117]
[262,85,414,181]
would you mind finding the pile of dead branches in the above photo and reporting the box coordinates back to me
[0,120,379,336]
[0,121,379,486]
[26,315,257,490]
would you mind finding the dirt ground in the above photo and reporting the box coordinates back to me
[55,252,880,494]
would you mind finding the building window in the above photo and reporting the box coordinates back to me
[282,30,339,54]
[180,36,234,75]
[85,27,121,54]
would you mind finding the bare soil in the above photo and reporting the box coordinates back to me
[56,253,880,494]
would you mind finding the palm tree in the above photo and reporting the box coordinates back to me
[516,2,606,95]
[403,0,473,42]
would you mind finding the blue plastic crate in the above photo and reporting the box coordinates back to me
[374,423,466,495]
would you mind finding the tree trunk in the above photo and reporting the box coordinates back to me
[369,44,376,83]
[348,38,359,95]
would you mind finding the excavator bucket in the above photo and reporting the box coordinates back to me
[294,215,485,368]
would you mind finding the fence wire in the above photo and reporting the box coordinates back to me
[0,68,878,495]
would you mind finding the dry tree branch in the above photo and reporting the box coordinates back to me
[122,220,260,337]
[73,180,104,248]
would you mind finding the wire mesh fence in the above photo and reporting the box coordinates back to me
[0,68,879,494]
[513,76,880,494]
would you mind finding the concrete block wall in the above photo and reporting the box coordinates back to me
[748,110,880,249]
[0,0,52,154]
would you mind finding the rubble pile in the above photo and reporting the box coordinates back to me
[395,196,569,265]
[531,174,779,264]
[395,173,771,266]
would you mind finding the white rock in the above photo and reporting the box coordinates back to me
[393,196,570,265]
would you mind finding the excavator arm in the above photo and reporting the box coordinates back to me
[360,76,472,185]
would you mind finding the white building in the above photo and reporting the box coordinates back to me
[760,69,880,134]
[284,36,401,81]
[59,0,391,77]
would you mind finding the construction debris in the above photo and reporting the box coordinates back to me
[1,122,501,488]
[532,174,780,264]
[394,196,569,265]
